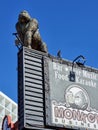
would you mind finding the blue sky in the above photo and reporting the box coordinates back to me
[0,0,98,102]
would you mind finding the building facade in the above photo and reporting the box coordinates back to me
[0,91,17,129]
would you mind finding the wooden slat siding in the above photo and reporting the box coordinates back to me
[25,82,43,89]
[25,68,42,76]
[18,47,47,130]
[25,55,42,63]
[25,85,43,93]
[25,77,43,85]
[25,59,42,67]
[25,100,43,107]
[25,73,43,80]
[25,120,44,128]
[25,64,42,71]
[24,48,45,128]
[25,91,43,98]
[25,95,43,103]
[25,109,44,116]
[25,105,43,112]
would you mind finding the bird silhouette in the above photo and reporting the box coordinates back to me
[57,50,61,58]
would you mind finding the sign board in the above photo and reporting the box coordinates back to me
[44,57,98,130]
[18,47,98,130]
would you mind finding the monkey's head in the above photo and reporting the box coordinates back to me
[18,10,31,23]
